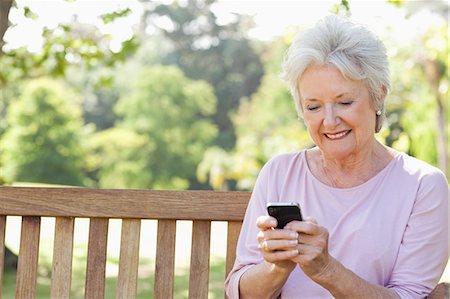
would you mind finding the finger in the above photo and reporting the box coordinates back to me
[264,249,299,263]
[282,220,302,229]
[295,243,320,255]
[265,229,299,241]
[285,221,321,235]
[259,239,298,252]
[288,220,330,241]
[256,216,277,231]
[304,216,317,224]
[257,229,299,251]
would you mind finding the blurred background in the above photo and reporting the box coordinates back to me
[0,0,448,191]
[0,0,448,297]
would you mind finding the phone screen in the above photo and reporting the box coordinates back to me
[267,202,303,229]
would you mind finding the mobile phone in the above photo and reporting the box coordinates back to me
[267,202,303,229]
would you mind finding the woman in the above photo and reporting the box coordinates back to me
[225,15,449,298]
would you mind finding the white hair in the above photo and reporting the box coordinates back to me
[280,15,391,132]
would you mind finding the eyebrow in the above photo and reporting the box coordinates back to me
[303,93,353,102]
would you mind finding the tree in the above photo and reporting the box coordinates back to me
[0,2,138,86]
[93,65,218,189]
[85,127,154,188]
[1,78,86,185]
[140,0,264,149]
[383,3,449,176]
[198,37,311,190]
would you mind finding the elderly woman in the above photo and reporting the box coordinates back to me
[225,15,449,299]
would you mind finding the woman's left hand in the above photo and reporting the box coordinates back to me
[284,217,334,281]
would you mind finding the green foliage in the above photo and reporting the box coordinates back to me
[97,65,218,189]
[0,4,138,87]
[145,0,264,149]
[386,22,448,173]
[23,6,38,20]
[1,78,86,185]
[100,8,132,24]
[86,128,154,188]
[387,0,405,7]
[198,38,312,190]
[330,0,351,14]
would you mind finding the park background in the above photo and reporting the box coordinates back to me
[0,0,448,298]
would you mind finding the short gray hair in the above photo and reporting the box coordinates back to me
[280,15,390,132]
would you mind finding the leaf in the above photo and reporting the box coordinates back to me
[100,8,132,24]
[23,6,38,20]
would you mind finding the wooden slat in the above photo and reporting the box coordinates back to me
[225,221,242,277]
[188,220,211,299]
[225,221,242,299]
[16,216,41,299]
[51,217,75,299]
[154,220,176,299]
[0,187,250,221]
[117,219,141,299]
[0,216,5,299]
[85,218,109,299]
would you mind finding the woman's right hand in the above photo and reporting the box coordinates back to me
[256,216,299,273]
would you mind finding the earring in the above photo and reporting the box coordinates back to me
[376,110,382,116]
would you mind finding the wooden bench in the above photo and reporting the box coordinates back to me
[0,187,448,298]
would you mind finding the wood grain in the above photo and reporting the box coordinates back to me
[0,187,249,221]
[0,216,5,299]
[51,217,75,299]
[154,220,176,299]
[189,220,211,299]
[16,216,41,299]
[117,219,141,299]
[85,218,109,299]
[225,222,242,277]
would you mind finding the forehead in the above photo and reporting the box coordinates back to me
[298,64,367,99]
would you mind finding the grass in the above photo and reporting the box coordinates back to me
[2,256,228,299]
[2,217,229,299]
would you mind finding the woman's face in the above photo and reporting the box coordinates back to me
[299,64,377,160]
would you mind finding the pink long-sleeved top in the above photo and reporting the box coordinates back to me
[225,150,449,299]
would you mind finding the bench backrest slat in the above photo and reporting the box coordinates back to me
[226,221,242,279]
[189,220,212,299]
[154,219,176,299]
[85,217,109,299]
[16,216,41,298]
[50,217,74,299]
[117,219,141,299]
[0,216,5,299]
[0,187,248,221]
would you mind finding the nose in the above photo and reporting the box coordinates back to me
[323,105,340,129]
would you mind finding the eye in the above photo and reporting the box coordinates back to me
[340,100,353,106]
[306,105,320,111]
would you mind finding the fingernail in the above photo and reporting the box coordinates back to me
[290,249,298,255]
[289,240,298,245]
[290,232,298,239]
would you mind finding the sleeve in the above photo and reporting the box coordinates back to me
[224,160,274,299]
[387,169,449,299]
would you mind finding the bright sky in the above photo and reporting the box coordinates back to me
[4,0,445,52]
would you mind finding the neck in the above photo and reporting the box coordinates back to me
[308,141,394,188]
[321,140,385,172]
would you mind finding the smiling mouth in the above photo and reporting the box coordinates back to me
[324,130,351,140]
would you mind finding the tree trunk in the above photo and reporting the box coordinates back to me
[0,0,13,53]
[425,59,449,176]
